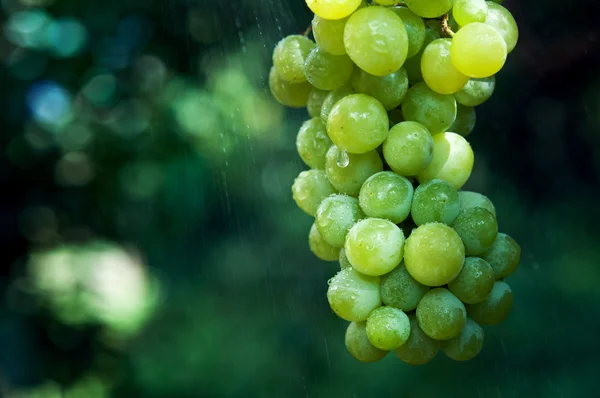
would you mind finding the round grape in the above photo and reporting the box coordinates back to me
[316,194,364,247]
[454,76,496,107]
[448,257,495,304]
[485,1,519,53]
[345,321,389,362]
[452,207,499,255]
[306,0,363,20]
[422,39,469,95]
[325,145,383,196]
[411,179,461,226]
[269,67,312,108]
[366,306,411,350]
[320,85,355,124]
[312,15,348,56]
[405,0,453,18]
[459,191,497,218]
[358,171,414,224]
[449,104,476,137]
[291,169,337,216]
[309,223,340,261]
[272,35,315,83]
[417,288,467,340]
[381,263,429,311]
[394,315,439,365]
[401,82,457,135]
[453,0,489,26]
[383,121,434,176]
[390,7,426,58]
[481,233,521,279]
[304,47,354,91]
[296,118,332,170]
[440,318,484,361]
[351,68,409,111]
[327,267,381,322]
[404,27,441,84]
[450,23,507,78]
[417,132,474,190]
[467,281,513,325]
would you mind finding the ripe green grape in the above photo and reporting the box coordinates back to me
[320,85,355,124]
[316,194,364,247]
[272,35,316,83]
[351,68,409,111]
[467,281,513,325]
[401,82,457,135]
[339,247,352,270]
[454,76,496,106]
[485,1,519,53]
[394,315,439,365]
[304,47,355,91]
[307,88,329,118]
[417,132,474,190]
[309,223,341,261]
[269,67,312,108]
[292,169,337,216]
[358,171,414,224]
[450,22,507,78]
[411,179,461,226]
[441,318,484,361]
[345,321,389,362]
[312,15,348,56]
[325,145,383,196]
[327,267,381,322]
[453,0,489,26]
[366,306,411,350]
[327,94,389,154]
[448,257,495,304]
[344,7,409,76]
[416,288,467,340]
[381,263,429,311]
[306,0,363,20]
[405,0,453,18]
[404,223,465,286]
[452,207,499,255]
[296,118,332,170]
[390,7,426,58]
[422,39,469,95]
[383,121,434,176]
[345,218,405,276]
[404,27,441,83]
[449,104,476,137]
[481,233,521,279]
[459,191,497,218]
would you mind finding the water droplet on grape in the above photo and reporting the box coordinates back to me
[336,148,350,168]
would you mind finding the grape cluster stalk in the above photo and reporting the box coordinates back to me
[269,0,521,364]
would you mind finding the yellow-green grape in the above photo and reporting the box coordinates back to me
[481,233,521,279]
[485,1,519,53]
[404,223,465,286]
[366,306,411,350]
[304,47,355,91]
[441,318,484,361]
[454,76,495,106]
[381,263,429,311]
[453,0,489,26]
[351,68,409,111]
[269,67,312,108]
[296,118,332,170]
[291,169,337,216]
[320,85,355,124]
[452,207,498,255]
[327,94,389,154]
[401,82,457,135]
[345,322,389,362]
[467,281,513,325]
[411,179,461,226]
[358,172,413,224]
[325,145,383,196]
[383,121,433,176]
[345,218,405,276]
[344,7,408,76]
[417,132,474,190]
[390,7,426,58]
[450,23,507,78]
[373,0,397,4]
[339,248,352,270]
[448,257,495,304]
[417,288,466,340]
[459,191,497,218]
[327,267,381,322]
[316,194,364,247]
[450,104,476,137]
[404,26,441,84]
[309,223,341,261]
[422,39,469,95]
[312,15,348,56]
[306,0,363,20]
[307,88,329,118]
[394,315,439,365]
[405,0,453,18]
[272,35,316,83]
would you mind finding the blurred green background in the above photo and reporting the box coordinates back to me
[1,0,600,397]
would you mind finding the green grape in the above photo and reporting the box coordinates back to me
[485,1,519,53]
[453,0,489,26]
[345,218,405,276]
[381,263,429,311]
[269,67,312,108]
[373,0,397,4]
[327,94,389,154]
[411,179,461,226]
[390,7,426,58]
[404,223,465,286]
[327,267,381,322]
[358,171,413,224]
[306,0,363,20]
[394,315,439,365]
[272,35,316,83]
[345,321,389,362]
[448,257,495,304]
[316,194,364,247]
[401,82,457,135]
[383,121,434,176]
[452,207,498,255]
[304,47,355,91]
[387,108,404,125]
[417,288,466,340]
[459,191,497,218]
[449,104,476,137]
[344,7,409,76]
[405,0,453,18]
[307,88,330,118]
[454,76,496,107]
[441,318,484,361]
[417,132,474,190]
[320,85,355,124]
[291,169,337,216]
[422,39,469,95]
[296,118,332,170]
[309,223,341,261]
[366,306,411,350]
[339,247,352,270]
[481,233,521,279]
[325,145,383,196]
[450,22,507,78]
[404,27,441,83]
[467,281,513,325]
[351,68,409,111]
[312,15,348,56]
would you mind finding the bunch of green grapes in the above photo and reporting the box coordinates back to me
[269,0,521,364]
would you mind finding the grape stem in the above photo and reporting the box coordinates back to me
[442,13,455,37]
[303,25,312,37]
